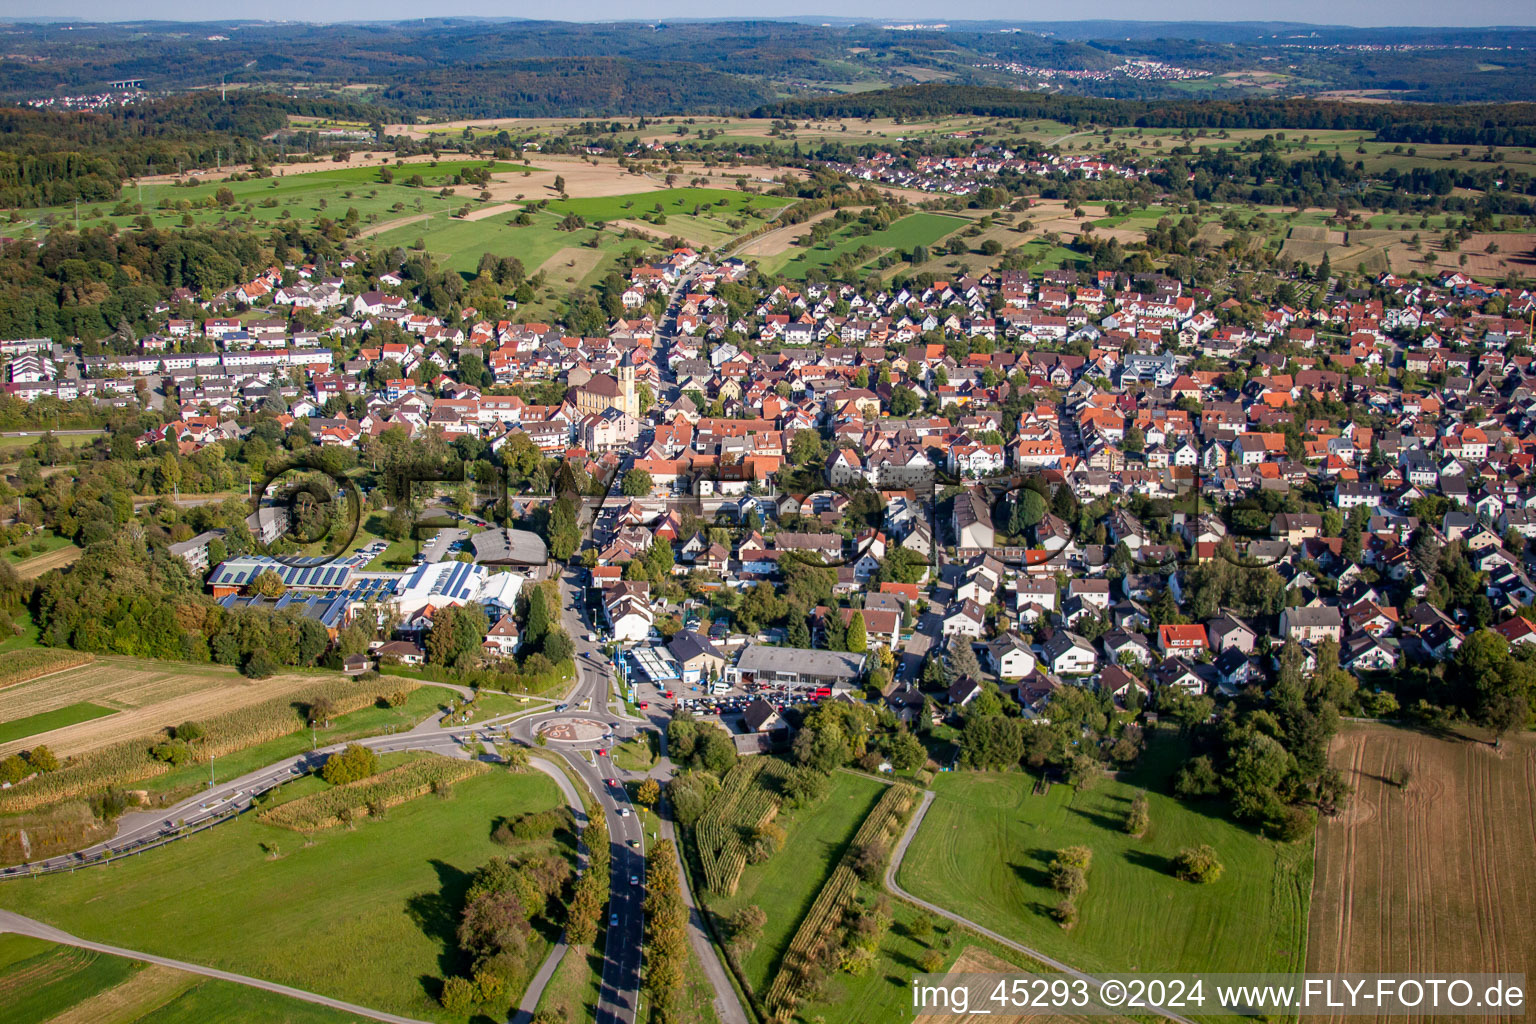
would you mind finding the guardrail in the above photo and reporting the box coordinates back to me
[0,771,303,880]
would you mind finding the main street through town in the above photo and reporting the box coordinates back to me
[0,564,683,1024]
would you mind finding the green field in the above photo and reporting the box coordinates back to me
[0,934,371,1024]
[3,533,75,565]
[17,159,533,239]
[0,432,101,454]
[766,212,967,279]
[0,768,569,1023]
[0,701,116,745]
[369,207,647,279]
[546,188,793,245]
[131,684,469,800]
[897,734,1313,977]
[703,769,883,992]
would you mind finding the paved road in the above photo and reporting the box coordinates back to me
[887,790,1197,1024]
[0,566,740,1024]
[0,909,433,1024]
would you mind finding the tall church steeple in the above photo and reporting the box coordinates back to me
[617,351,637,418]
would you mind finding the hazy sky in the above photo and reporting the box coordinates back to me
[6,2,1532,27]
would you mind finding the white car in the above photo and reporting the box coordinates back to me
[618,807,630,817]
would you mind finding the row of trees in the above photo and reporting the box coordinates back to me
[641,839,689,1022]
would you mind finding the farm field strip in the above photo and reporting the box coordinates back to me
[1307,725,1536,1024]
[0,659,343,759]
[0,701,117,745]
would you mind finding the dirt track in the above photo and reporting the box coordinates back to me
[14,545,82,580]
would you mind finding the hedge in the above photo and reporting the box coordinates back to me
[259,752,488,831]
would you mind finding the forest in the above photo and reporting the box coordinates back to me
[757,86,1536,147]
[1,19,1532,112]
[0,92,382,208]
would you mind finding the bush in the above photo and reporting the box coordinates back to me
[1125,791,1150,837]
[1048,862,1087,900]
[24,745,58,773]
[1051,900,1078,928]
[243,651,278,679]
[918,948,946,973]
[1268,804,1316,842]
[321,744,379,786]
[0,754,30,785]
[440,975,478,1013]
[387,689,410,708]
[1173,844,1224,884]
[1054,845,1093,870]
[149,739,193,766]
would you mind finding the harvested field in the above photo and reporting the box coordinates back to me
[14,544,82,579]
[915,946,1126,1024]
[1452,233,1536,278]
[0,658,343,759]
[536,245,609,282]
[1308,724,1536,1023]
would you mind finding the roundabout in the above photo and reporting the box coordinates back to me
[537,717,610,743]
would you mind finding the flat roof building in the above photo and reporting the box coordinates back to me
[727,644,866,691]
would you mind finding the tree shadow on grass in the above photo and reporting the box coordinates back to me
[1066,805,1126,832]
[1124,848,1174,877]
[406,858,474,984]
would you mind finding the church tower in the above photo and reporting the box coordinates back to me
[617,354,637,418]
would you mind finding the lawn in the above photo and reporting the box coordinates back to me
[0,431,100,453]
[610,733,657,773]
[0,768,569,1023]
[0,934,373,1024]
[3,533,74,564]
[533,943,605,1024]
[702,769,884,992]
[0,701,116,745]
[17,159,533,240]
[546,187,790,229]
[766,213,967,279]
[896,731,1313,977]
[368,207,643,277]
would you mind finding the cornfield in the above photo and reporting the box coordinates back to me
[0,649,94,689]
[696,758,790,897]
[0,678,417,814]
[259,753,487,831]
[761,782,917,1022]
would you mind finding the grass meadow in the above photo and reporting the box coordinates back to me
[0,701,117,745]
[0,768,568,1023]
[896,733,1313,977]
[701,769,883,992]
[764,212,967,279]
[0,933,372,1024]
